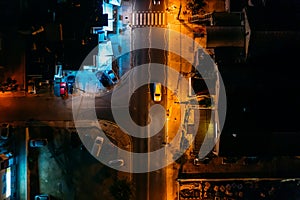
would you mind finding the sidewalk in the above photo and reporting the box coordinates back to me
[34,120,132,199]
[108,27,132,77]
[165,91,184,200]
[165,0,210,199]
[0,91,26,98]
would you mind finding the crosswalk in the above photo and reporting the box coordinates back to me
[131,11,167,27]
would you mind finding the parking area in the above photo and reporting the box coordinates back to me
[178,179,300,200]
[26,121,132,200]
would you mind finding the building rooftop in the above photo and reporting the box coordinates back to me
[246,6,300,31]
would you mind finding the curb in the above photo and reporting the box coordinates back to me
[0,91,26,98]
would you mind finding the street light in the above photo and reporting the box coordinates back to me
[31,26,44,36]
[153,0,160,5]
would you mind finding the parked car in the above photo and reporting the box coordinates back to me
[0,123,10,140]
[59,82,68,98]
[107,70,118,84]
[153,0,161,5]
[108,159,124,167]
[99,70,118,88]
[38,79,50,88]
[196,94,213,107]
[222,156,240,164]
[29,138,48,147]
[193,157,211,165]
[193,151,217,165]
[34,194,51,200]
[0,78,18,92]
[66,75,75,94]
[91,136,104,157]
[27,81,36,94]
[99,73,110,87]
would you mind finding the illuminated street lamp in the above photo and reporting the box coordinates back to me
[31,26,44,36]
[153,0,161,5]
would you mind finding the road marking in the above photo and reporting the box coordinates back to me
[139,13,143,26]
[158,13,162,25]
[151,12,154,26]
[132,13,135,25]
[132,12,166,27]
[162,12,166,26]
[135,13,139,25]
[143,13,147,26]
[147,13,151,26]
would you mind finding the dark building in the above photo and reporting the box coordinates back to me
[0,0,105,89]
[205,12,246,65]
[228,0,248,12]
[218,4,300,156]
[0,0,26,88]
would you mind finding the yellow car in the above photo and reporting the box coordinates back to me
[153,82,162,102]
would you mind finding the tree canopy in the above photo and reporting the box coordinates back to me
[109,179,132,200]
[186,0,207,15]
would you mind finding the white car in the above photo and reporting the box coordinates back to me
[91,136,104,157]
[108,159,124,167]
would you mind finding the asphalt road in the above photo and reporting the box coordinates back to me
[133,0,165,11]
[129,84,168,200]
[129,8,169,197]
[0,94,114,123]
[1,26,170,200]
[129,82,168,200]
[0,96,73,122]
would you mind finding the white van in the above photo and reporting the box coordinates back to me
[153,82,162,102]
[91,136,104,157]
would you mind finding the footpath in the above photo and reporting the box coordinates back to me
[0,91,26,98]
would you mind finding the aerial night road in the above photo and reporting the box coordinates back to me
[129,37,168,200]
[0,97,73,122]
[128,0,169,198]
[3,0,300,199]
[0,94,114,122]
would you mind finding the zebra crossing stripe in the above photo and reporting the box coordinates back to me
[136,13,139,25]
[132,13,135,25]
[132,12,166,27]
[158,13,161,25]
[147,13,151,26]
[139,13,143,25]
[143,13,147,26]
[151,13,154,26]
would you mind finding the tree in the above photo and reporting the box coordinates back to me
[174,150,188,165]
[109,179,132,200]
[186,0,207,15]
